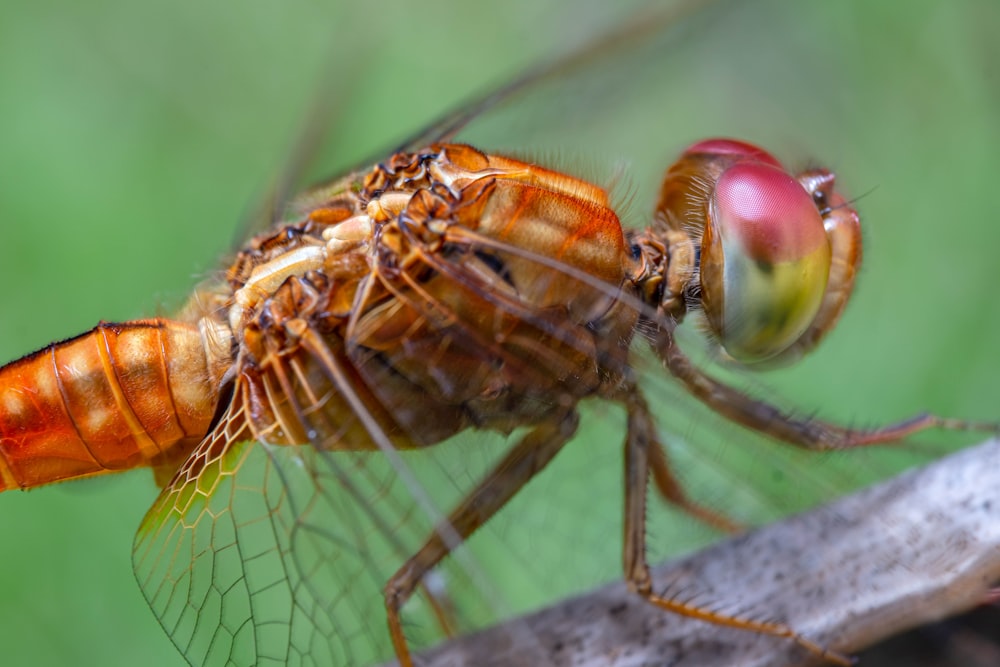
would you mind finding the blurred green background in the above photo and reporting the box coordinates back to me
[0,1,997,665]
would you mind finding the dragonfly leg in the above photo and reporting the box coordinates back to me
[383,409,579,667]
[646,417,743,533]
[621,386,854,666]
[416,579,460,639]
[652,324,998,450]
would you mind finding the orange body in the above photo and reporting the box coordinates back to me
[0,141,885,667]
[0,320,225,490]
[0,141,861,495]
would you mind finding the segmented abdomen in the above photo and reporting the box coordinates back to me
[0,319,224,491]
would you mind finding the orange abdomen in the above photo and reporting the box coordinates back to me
[0,319,225,491]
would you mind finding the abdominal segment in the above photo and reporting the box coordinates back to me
[0,319,225,491]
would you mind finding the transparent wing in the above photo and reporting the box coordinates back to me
[286,0,730,223]
[133,390,529,666]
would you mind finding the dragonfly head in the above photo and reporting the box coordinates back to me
[656,139,861,366]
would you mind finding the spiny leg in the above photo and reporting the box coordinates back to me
[384,410,580,667]
[647,423,743,533]
[620,385,854,666]
[654,322,997,450]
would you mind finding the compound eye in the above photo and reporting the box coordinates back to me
[684,138,785,169]
[700,161,832,363]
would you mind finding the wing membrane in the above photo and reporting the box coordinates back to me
[133,383,521,666]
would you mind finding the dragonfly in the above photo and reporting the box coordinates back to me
[1,1,998,666]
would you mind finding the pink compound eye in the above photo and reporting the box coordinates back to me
[714,162,828,264]
[700,160,832,363]
[684,138,784,170]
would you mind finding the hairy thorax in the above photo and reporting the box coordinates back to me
[208,144,641,452]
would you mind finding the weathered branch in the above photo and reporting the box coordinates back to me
[414,438,1000,666]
